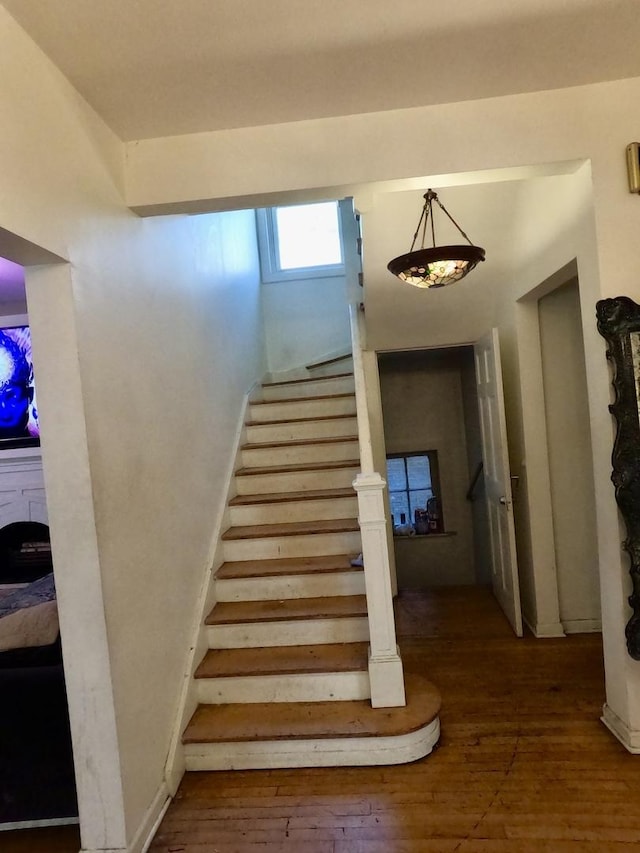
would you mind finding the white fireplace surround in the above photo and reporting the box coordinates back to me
[0,446,47,533]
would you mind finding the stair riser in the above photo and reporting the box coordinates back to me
[241,440,359,469]
[206,617,369,648]
[261,377,355,401]
[195,670,370,704]
[229,496,358,527]
[183,719,440,771]
[249,396,356,423]
[215,570,365,601]
[222,530,362,562]
[246,417,358,444]
[236,467,359,495]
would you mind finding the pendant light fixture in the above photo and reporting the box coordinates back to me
[387,189,485,288]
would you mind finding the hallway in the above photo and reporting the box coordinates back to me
[5,585,635,852]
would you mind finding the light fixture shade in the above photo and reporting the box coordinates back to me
[387,245,485,288]
[387,189,486,288]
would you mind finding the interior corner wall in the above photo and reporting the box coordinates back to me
[261,199,357,376]
[0,10,266,849]
[261,271,350,374]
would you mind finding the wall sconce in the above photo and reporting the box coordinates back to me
[626,143,640,193]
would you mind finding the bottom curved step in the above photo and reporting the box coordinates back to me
[182,673,441,770]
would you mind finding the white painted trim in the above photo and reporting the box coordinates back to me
[523,614,566,638]
[163,383,258,794]
[127,781,171,853]
[601,703,640,753]
[81,849,126,853]
[184,716,440,770]
[215,568,365,599]
[0,817,79,832]
[215,570,365,602]
[349,305,374,474]
[562,618,602,634]
[196,669,370,704]
[206,616,369,648]
[222,530,362,562]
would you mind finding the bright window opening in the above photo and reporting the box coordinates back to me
[257,200,345,282]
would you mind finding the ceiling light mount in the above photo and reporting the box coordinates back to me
[387,189,485,288]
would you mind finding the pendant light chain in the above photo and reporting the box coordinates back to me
[432,194,475,247]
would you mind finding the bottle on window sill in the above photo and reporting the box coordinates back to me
[426,496,443,534]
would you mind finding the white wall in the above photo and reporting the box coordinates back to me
[262,272,349,374]
[0,9,266,850]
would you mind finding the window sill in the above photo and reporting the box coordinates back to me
[393,531,456,539]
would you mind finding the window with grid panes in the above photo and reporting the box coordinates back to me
[386,451,441,530]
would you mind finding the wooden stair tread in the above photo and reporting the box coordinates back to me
[263,372,353,388]
[182,674,440,743]
[237,459,360,477]
[215,554,361,580]
[195,642,369,679]
[252,392,355,406]
[242,435,358,450]
[222,518,359,540]
[245,413,356,427]
[229,487,356,507]
[206,595,368,625]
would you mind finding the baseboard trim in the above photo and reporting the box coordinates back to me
[184,717,440,771]
[601,703,640,753]
[562,618,602,634]
[523,614,566,638]
[0,816,79,832]
[128,781,171,853]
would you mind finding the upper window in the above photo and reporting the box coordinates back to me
[256,201,345,282]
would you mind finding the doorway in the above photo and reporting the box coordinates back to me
[377,346,492,591]
[0,256,78,831]
[538,277,601,632]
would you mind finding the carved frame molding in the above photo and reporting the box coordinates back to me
[596,296,640,659]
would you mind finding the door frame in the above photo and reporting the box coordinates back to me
[514,258,600,638]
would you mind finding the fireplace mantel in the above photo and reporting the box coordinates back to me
[0,446,47,530]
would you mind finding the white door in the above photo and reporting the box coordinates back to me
[475,329,523,636]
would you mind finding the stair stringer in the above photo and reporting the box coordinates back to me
[162,377,263,795]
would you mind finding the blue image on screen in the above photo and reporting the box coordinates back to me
[0,326,39,442]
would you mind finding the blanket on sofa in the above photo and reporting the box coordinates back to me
[0,572,59,652]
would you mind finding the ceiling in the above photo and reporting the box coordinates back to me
[3,0,640,141]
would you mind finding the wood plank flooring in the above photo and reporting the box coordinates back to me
[6,585,637,852]
[152,586,633,853]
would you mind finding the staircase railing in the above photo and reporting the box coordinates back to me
[349,303,406,708]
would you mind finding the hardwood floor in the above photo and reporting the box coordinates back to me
[5,585,636,852]
[148,586,637,852]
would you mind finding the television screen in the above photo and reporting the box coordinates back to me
[0,325,39,448]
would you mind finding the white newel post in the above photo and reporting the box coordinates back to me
[350,304,406,708]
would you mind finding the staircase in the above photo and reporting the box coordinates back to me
[181,370,441,770]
